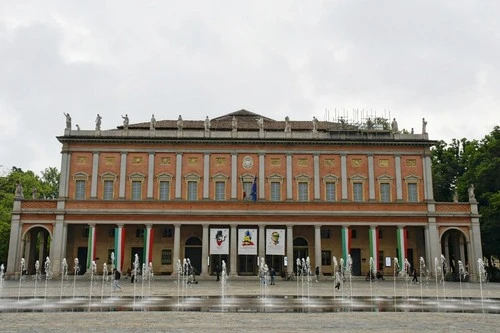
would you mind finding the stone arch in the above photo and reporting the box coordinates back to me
[21,225,52,275]
[440,227,470,280]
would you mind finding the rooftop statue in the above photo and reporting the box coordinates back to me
[312,116,319,132]
[232,116,237,131]
[204,116,211,131]
[391,118,399,133]
[150,114,156,130]
[422,118,427,134]
[177,115,183,130]
[15,182,23,199]
[122,114,129,130]
[63,113,71,130]
[366,117,373,130]
[468,184,476,202]
[95,114,102,131]
[284,116,291,133]
[257,117,264,131]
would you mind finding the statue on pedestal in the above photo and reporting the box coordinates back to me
[257,117,264,131]
[177,115,183,131]
[150,114,156,130]
[391,118,399,133]
[121,114,129,130]
[63,113,72,130]
[284,116,291,133]
[468,184,476,201]
[204,116,211,132]
[15,182,23,199]
[422,118,427,134]
[312,117,319,132]
[232,116,237,131]
[95,114,102,131]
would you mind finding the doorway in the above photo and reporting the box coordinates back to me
[185,237,202,275]
[351,248,361,276]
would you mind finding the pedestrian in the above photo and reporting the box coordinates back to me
[215,265,220,282]
[113,269,122,291]
[270,268,276,285]
[315,266,320,282]
[334,271,341,290]
[412,268,418,283]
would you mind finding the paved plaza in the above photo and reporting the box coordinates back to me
[1,276,499,332]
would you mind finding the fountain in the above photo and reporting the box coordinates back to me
[477,258,486,314]
[17,258,25,303]
[404,258,411,301]
[43,256,51,306]
[60,258,68,301]
[132,254,139,306]
[458,260,465,312]
[88,260,96,309]
[72,258,79,298]
[101,263,108,302]
[109,252,115,297]
[332,256,339,299]
[33,260,41,299]
[419,257,426,308]
[345,255,353,303]
[369,257,375,305]
[393,257,399,309]
[220,260,228,305]
[441,254,447,300]
[295,258,301,298]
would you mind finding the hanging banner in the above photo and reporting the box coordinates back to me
[210,228,229,255]
[266,229,285,255]
[238,228,257,255]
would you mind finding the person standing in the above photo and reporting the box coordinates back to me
[215,265,220,282]
[113,269,122,291]
[270,268,276,285]
[315,266,320,282]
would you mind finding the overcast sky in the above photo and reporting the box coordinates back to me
[1,1,499,175]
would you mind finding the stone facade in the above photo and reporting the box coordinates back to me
[7,109,482,279]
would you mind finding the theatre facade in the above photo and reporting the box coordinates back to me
[7,110,482,279]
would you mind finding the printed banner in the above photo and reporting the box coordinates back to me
[210,228,229,255]
[238,228,257,255]
[266,229,285,255]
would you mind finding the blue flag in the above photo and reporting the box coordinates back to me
[251,176,257,201]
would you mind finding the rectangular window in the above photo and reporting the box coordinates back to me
[215,181,225,200]
[353,182,363,202]
[320,229,331,239]
[159,181,170,200]
[380,183,390,202]
[408,183,418,202]
[321,250,332,266]
[108,228,115,238]
[378,229,383,239]
[243,181,252,200]
[161,249,172,265]
[83,227,89,238]
[136,228,144,238]
[270,182,281,201]
[131,181,142,200]
[75,180,86,200]
[103,180,114,200]
[298,182,309,201]
[187,181,198,201]
[351,229,357,239]
[325,182,336,201]
[378,250,384,271]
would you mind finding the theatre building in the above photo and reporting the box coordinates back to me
[7,110,482,279]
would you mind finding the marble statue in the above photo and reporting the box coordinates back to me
[366,117,373,130]
[150,114,156,130]
[257,117,264,131]
[95,114,102,131]
[468,184,476,201]
[391,118,398,133]
[15,182,23,199]
[422,118,427,134]
[284,116,291,133]
[232,116,237,131]
[63,113,71,130]
[177,115,183,131]
[122,114,129,130]
[312,116,319,132]
[204,116,210,131]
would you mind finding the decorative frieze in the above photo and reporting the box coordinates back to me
[297,158,308,166]
[406,159,417,167]
[270,158,281,167]
[187,157,199,165]
[324,159,335,166]
[215,157,226,166]
[76,156,88,164]
[379,159,389,167]
[132,156,143,164]
[104,157,116,165]
[352,159,362,167]
[160,157,171,165]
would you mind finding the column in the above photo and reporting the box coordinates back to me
[91,152,99,198]
[313,154,320,200]
[230,225,237,276]
[423,153,434,201]
[50,216,66,277]
[259,154,265,199]
[470,218,483,279]
[426,218,440,275]
[286,154,292,200]
[341,154,348,201]
[314,225,321,275]
[6,210,22,276]
[395,154,403,201]
[144,224,153,264]
[202,224,209,276]
[147,152,155,199]
[175,154,182,199]
[258,225,265,259]
[203,153,210,199]
[368,154,375,201]
[119,152,127,198]
[114,224,125,272]
[286,225,293,274]
[86,224,96,270]
[396,226,406,272]
[231,153,237,199]
[341,225,350,262]
[369,225,378,270]
[58,152,70,198]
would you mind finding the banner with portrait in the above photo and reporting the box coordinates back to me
[210,228,229,255]
[238,228,257,255]
[266,229,285,255]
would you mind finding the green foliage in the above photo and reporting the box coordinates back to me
[0,166,59,266]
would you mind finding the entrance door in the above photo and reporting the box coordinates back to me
[265,255,283,274]
[131,247,144,272]
[351,248,361,276]
[185,247,202,275]
[211,254,229,275]
[238,255,256,275]
[77,247,87,275]
[407,248,414,272]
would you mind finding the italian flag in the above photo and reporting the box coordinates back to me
[397,227,407,272]
[86,225,96,270]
